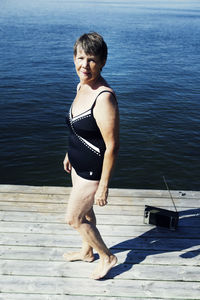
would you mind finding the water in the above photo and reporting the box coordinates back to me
[0,0,200,190]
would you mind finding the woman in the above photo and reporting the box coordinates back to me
[63,32,119,280]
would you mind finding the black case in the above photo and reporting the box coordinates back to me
[144,205,179,230]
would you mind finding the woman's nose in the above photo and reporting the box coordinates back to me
[82,59,89,68]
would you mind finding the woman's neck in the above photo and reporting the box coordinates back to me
[79,75,106,91]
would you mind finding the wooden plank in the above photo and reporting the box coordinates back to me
[1,259,199,282]
[0,201,137,213]
[1,201,200,216]
[0,193,69,203]
[0,185,71,194]
[0,202,153,215]
[1,232,200,252]
[1,210,199,228]
[0,294,167,300]
[0,245,199,266]
[1,193,200,207]
[0,211,144,225]
[0,275,200,299]
[0,211,65,223]
[0,184,200,198]
[108,188,200,199]
[0,221,200,238]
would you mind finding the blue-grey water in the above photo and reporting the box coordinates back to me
[0,0,200,190]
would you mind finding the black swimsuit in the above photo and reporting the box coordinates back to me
[66,90,116,180]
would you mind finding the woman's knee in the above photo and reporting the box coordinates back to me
[65,213,82,229]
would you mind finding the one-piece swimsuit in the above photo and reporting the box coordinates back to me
[66,90,116,180]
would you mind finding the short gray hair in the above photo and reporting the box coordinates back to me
[73,32,108,63]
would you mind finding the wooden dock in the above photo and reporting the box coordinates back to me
[0,184,200,299]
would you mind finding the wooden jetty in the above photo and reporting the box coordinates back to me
[0,184,200,299]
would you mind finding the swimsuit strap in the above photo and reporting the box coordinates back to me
[91,90,116,110]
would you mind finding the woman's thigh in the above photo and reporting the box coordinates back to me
[66,168,99,224]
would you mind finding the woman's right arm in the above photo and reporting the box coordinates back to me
[63,153,72,174]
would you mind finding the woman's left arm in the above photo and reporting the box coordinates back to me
[94,92,120,206]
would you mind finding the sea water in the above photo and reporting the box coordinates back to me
[0,0,200,190]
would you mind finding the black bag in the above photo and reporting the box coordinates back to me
[144,205,179,230]
[143,176,179,230]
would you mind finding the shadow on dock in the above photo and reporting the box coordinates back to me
[107,208,200,279]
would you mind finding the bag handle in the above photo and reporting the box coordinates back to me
[163,176,178,213]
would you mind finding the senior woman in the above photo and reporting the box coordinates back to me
[63,32,119,280]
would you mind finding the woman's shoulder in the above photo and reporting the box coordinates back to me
[93,87,118,115]
[95,86,117,105]
[96,83,116,99]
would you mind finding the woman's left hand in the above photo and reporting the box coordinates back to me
[94,185,108,207]
[63,153,72,174]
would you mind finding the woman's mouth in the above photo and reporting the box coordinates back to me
[81,70,90,76]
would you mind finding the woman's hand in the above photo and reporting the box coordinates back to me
[94,185,108,207]
[63,153,72,174]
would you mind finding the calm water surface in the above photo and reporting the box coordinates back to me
[0,0,200,190]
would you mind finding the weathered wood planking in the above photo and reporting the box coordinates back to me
[0,245,199,266]
[0,184,199,198]
[0,296,168,300]
[1,221,200,238]
[1,257,200,281]
[1,232,200,252]
[1,211,200,228]
[0,184,200,300]
[1,194,200,208]
[0,276,200,299]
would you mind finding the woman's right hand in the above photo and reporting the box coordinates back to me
[63,153,72,174]
[94,185,108,207]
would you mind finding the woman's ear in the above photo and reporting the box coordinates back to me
[100,59,106,71]
[102,58,106,68]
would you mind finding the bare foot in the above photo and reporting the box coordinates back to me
[63,251,94,262]
[91,255,117,280]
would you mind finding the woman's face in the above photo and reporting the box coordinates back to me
[74,46,105,84]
